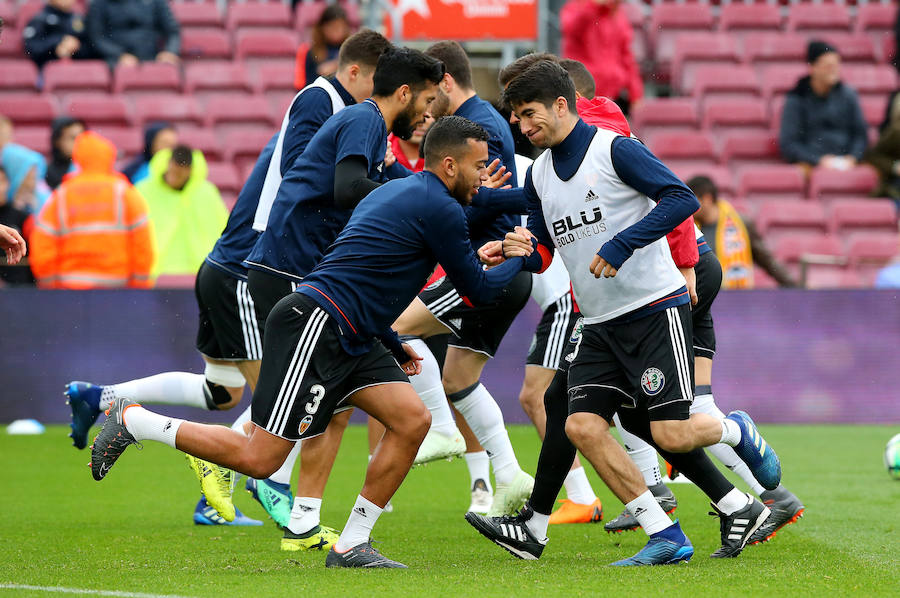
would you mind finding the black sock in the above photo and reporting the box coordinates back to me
[529,370,576,515]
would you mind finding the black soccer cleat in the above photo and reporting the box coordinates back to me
[605,483,678,533]
[748,487,805,545]
[709,493,770,558]
[89,397,140,481]
[464,503,547,560]
[324,541,407,568]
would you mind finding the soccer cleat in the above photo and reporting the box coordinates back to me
[610,520,693,566]
[413,428,466,465]
[281,524,340,551]
[464,504,547,560]
[709,493,770,558]
[193,497,263,526]
[325,542,407,568]
[468,478,493,514]
[726,410,782,491]
[89,397,140,481]
[605,483,678,533]
[187,455,235,522]
[66,381,103,450]
[549,498,603,525]
[748,487,805,545]
[245,477,292,529]
[486,471,534,516]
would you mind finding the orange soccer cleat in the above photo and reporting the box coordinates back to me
[548,498,603,525]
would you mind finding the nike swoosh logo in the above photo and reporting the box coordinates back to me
[98,462,110,479]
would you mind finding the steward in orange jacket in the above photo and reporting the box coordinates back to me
[30,131,155,288]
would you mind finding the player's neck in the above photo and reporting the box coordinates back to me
[449,88,476,114]
[372,96,396,131]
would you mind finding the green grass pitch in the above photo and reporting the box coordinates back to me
[2,423,899,597]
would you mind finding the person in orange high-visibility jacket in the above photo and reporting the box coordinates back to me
[30,131,155,288]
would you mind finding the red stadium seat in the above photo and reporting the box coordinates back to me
[671,165,736,198]
[181,29,233,60]
[227,2,292,31]
[773,234,843,264]
[0,59,38,92]
[671,34,741,89]
[91,125,142,158]
[855,4,897,35]
[787,3,851,34]
[847,232,899,265]
[295,1,362,37]
[223,129,276,166]
[185,62,256,95]
[828,199,898,235]
[258,63,298,94]
[647,132,716,162]
[808,166,880,202]
[721,132,780,167]
[113,63,181,94]
[42,60,110,94]
[737,166,806,200]
[759,64,808,101]
[177,127,224,162]
[805,264,861,289]
[62,94,132,127]
[154,274,197,289]
[134,95,203,128]
[702,98,769,133]
[682,65,761,98]
[235,29,298,61]
[206,162,242,195]
[756,200,828,237]
[648,3,714,64]
[0,95,58,127]
[13,126,51,156]
[861,97,887,128]
[744,33,807,69]
[171,2,223,29]
[718,4,782,33]
[816,34,878,64]
[841,65,898,99]
[0,3,16,29]
[630,98,699,135]
[205,95,274,128]
[17,0,45,28]
[752,266,778,289]
[0,26,24,58]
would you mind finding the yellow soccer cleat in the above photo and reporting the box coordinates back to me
[549,498,603,525]
[281,525,340,551]
[186,454,235,522]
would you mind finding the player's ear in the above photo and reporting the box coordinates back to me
[348,64,360,80]
[397,84,411,106]
[441,73,452,93]
[443,154,456,177]
[555,96,568,117]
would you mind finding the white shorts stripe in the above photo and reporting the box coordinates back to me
[543,293,572,369]
[236,281,262,360]
[274,311,329,436]
[244,284,263,359]
[665,308,692,403]
[235,280,254,360]
[428,289,463,317]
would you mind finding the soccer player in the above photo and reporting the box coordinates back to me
[65,29,393,534]
[466,61,782,564]
[390,40,535,517]
[89,115,533,568]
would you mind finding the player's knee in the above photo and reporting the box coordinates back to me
[410,403,432,441]
[518,385,542,418]
[237,453,280,479]
[564,412,597,449]
[651,424,693,453]
[204,363,247,411]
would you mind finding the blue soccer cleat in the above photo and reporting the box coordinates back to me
[246,478,293,529]
[726,410,782,491]
[65,381,103,450]
[611,520,694,566]
[193,497,263,526]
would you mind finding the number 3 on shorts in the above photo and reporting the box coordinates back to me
[306,384,325,414]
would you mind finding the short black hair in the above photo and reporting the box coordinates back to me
[338,29,392,71]
[502,61,576,112]
[498,52,558,89]
[423,115,489,168]
[171,145,193,167]
[559,59,595,100]
[425,41,472,90]
[372,47,446,97]
[687,175,718,201]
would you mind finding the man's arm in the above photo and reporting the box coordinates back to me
[779,95,820,165]
[333,156,381,210]
[22,15,59,63]
[85,1,125,61]
[846,90,869,161]
[155,0,181,55]
[281,89,334,172]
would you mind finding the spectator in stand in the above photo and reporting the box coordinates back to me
[122,122,177,184]
[22,0,91,70]
[864,90,900,202]
[29,131,154,288]
[0,165,35,285]
[779,41,868,174]
[45,116,85,190]
[687,176,799,289]
[85,0,180,68]
[1,116,52,213]
[387,113,433,173]
[559,0,642,114]
[136,145,227,277]
[875,238,900,288]
[301,5,353,87]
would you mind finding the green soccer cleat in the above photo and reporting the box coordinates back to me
[246,477,292,529]
[281,525,340,551]
[186,455,235,522]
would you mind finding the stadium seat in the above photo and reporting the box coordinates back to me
[42,60,110,94]
[743,34,807,68]
[223,128,277,168]
[0,59,38,92]
[846,232,899,285]
[671,33,741,89]
[0,27,24,58]
[759,64,808,100]
[235,29,298,62]
[181,29,233,60]
[702,98,769,133]
[787,3,851,34]
[682,65,761,98]
[171,2,223,29]
[718,4,782,33]
[258,63,299,94]
[671,164,736,198]
[295,1,362,37]
[0,95,58,127]
[62,94,132,127]
[755,200,828,238]
[720,132,780,167]
[647,132,716,162]
[808,166,880,202]
[154,274,197,289]
[861,97,887,128]
[16,0,45,28]
[185,62,256,95]
[134,95,203,128]
[177,127,224,161]
[752,266,778,289]
[221,192,238,212]
[855,3,897,35]
[0,3,15,29]
[816,34,878,64]
[805,264,861,289]
[92,125,142,158]
[267,91,297,122]
[206,162,242,195]
[737,165,806,200]
[773,234,843,264]
[829,199,899,236]
[205,95,274,128]
[113,63,181,94]
[227,1,292,31]
[841,65,898,99]
[630,98,699,135]
[648,3,714,64]
[13,126,51,156]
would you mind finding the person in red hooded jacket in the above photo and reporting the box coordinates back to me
[560,0,643,114]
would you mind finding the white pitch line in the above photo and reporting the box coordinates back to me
[0,583,196,598]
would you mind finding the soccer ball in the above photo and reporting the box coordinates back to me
[885,433,900,480]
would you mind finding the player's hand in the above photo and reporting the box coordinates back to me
[156,51,180,65]
[502,226,534,258]
[477,240,504,267]
[399,343,424,376]
[0,224,26,265]
[118,53,139,67]
[589,254,618,278]
[679,267,698,306]
[482,159,512,189]
[384,145,397,168]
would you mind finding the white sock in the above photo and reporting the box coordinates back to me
[231,405,252,433]
[268,441,300,485]
[453,383,520,486]
[464,451,492,492]
[563,467,596,505]
[287,496,321,535]
[626,490,672,535]
[720,418,742,447]
[614,413,663,487]
[406,339,457,437]
[524,510,550,541]
[101,372,209,411]
[335,495,383,552]
[716,489,751,515]
[122,405,182,448]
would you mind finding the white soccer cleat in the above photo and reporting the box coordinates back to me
[468,478,493,514]
[487,471,534,517]
[414,428,466,465]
